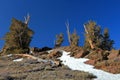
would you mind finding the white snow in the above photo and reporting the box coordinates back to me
[7,54,12,57]
[13,58,23,62]
[59,51,120,80]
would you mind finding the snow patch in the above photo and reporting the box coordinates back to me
[59,51,120,80]
[13,58,23,62]
[7,54,12,57]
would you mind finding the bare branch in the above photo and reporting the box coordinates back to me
[24,13,30,25]
[83,25,88,34]
[65,20,71,44]
[83,25,94,49]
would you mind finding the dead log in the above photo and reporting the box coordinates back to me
[14,54,59,67]
[14,54,37,59]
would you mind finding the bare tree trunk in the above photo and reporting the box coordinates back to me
[84,25,94,49]
[65,21,71,45]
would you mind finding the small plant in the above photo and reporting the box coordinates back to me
[55,33,64,48]
[70,29,80,47]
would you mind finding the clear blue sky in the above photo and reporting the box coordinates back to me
[0,0,120,49]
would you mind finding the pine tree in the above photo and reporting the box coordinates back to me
[3,18,34,54]
[84,20,114,50]
[55,33,64,48]
[70,29,79,46]
[101,28,114,50]
[84,21,102,49]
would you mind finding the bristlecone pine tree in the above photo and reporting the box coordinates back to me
[3,18,34,54]
[84,20,114,50]
[70,29,79,46]
[55,33,64,48]
[84,21,102,49]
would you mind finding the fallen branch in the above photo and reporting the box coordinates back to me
[14,53,58,66]
[14,54,37,59]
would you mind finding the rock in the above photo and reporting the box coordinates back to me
[30,47,52,53]
[27,67,44,72]
[85,59,96,65]
[114,56,120,62]
[53,59,62,67]
[32,51,49,59]
[85,49,109,61]
[102,51,109,60]
[3,76,14,80]
[65,74,73,78]
[45,65,54,71]
[74,53,82,58]
[41,47,52,51]
[74,51,84,58]
[39,52,49,55]
[74,50,89,58]
[30,47,42,52]
[24,59,40,64]
[47,51,62,59]
[108,49,120,59]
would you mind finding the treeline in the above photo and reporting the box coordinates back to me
[55,21,114,50]
[0,15,114,54]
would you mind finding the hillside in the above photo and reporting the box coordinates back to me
[0,47,96,80]
[0,46,120,80]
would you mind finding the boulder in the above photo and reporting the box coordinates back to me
[74,50,84,58]
[30,47,52,53]
[74,50,89,58]
[108,49,120,59]
[85,59,96,65]
[53,59,62,67]
[47,51,62,59]
[74,52,83,58]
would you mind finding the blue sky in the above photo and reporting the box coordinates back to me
[0,0,120,49]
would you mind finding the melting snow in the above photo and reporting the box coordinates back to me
[59,51,120,80]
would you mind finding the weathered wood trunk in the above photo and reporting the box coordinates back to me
[84,25,94,49]
[66,21,71,45]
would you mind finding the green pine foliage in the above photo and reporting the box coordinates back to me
[84,20,114,50]
[101,28,114,50]
[4,18,34,54]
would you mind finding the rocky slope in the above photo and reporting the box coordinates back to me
[0,47,96,80]
[0,46,120,80]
